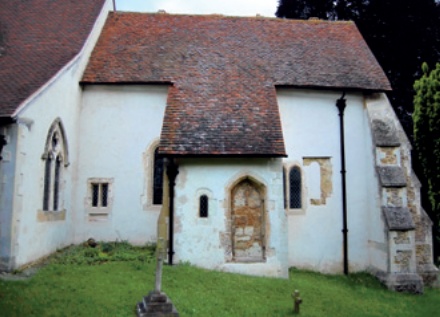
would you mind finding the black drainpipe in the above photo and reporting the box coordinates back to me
[336,92,349,275]
[166,158,179,265]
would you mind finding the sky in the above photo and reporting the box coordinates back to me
[115,0,279,17]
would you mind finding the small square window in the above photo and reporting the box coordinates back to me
[87,178,113,217]
[91,183,109,208]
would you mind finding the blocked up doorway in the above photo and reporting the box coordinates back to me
[231,178,266,262]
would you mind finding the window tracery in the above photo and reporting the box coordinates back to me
[41,119,68,212]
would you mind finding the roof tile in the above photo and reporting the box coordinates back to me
[83,13,391,156]
[0,0,106,116]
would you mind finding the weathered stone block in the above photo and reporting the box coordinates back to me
[136,291,179,317]
[371,119,400,146]
[385,273,424,294]
[377,166,406,187]
[382,207,415,231]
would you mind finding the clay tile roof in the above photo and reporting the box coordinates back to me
[82,12,391,157]
[0,0,106,117]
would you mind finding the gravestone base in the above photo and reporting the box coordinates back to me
[377,273,424,294]
[136,291,179,317]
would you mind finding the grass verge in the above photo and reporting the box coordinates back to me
[0,243,439,316]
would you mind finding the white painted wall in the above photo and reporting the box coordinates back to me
[277,89,385,273]
[173,158,288,278]
[0,124,18,271]
[7,1,112,268]
[75,85,168,244]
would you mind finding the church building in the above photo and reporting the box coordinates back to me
[0,0,437,292]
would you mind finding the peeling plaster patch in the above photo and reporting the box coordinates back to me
[174,211,182,234]
[176,166,187,190]
[267,199,275,212]
[394,250,412,273]
[178,195,188,205]
[377,147,400,166]
[393,232,410,245]
[368,240,387,253]
[383,188,406,207]
[303,157,332,205]
[220,232,232,259]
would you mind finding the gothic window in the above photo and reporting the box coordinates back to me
[289,166,302,209]
[53,156,62,210]
[152,147,164,205]
[42,119,68,212]
[199,195,208,218]
[42,157,52,211]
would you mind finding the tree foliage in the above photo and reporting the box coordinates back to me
[413,63,440,226]
[276,0,440,137]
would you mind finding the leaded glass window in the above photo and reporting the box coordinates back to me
[43,157,52,211]
[199,195,208,218]
[101,183,108,207]
[289,166,302,209]
[153,147,164,205]
[53,156,61,211]
[91,183,109,208]
[283,167,287,209]
[41,119,68,212]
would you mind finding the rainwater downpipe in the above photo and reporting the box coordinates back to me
[166,158,179,265]
[336,92,349,275]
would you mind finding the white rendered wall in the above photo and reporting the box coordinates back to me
[8,1,112,268]
[173,158,288,278]
[75,85,168,244]
[277,89,384,273]
[0,124,18,270]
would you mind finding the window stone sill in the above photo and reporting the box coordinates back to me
[37,209,66,222]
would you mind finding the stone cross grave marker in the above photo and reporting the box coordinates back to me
[136,238,179,317]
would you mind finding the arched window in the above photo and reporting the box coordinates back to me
[199,195,208,218]
[42,119,68,212]
[152,147,164,205]
[42,156,52,211]
[289,166,302,209]
[53,156,62,210]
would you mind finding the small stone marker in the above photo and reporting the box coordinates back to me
[292,290,302,314]
[136,238,179,317]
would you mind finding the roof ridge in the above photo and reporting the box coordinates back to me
[110,11,354,24]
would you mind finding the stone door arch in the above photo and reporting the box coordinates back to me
[231,178,266,262]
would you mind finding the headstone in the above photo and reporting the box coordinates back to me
[136,239,179,317]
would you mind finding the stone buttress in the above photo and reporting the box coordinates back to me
[366,93,438,293]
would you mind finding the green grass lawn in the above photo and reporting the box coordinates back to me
[0,243,439,317]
